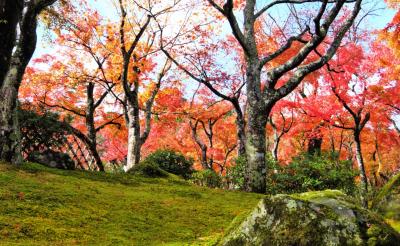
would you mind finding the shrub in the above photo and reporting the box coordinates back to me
[143,149,194,179]
[128,161,169,178]
[191,169,222,188]
[266,152,358,195]
[19,108,70,156]
[224,152,357,194]
[28,150,75,170]
[225,155,246,190]
[225,154,277,190]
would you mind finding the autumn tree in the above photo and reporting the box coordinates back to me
[187,101,236,173]
[188,0,362,193]
[301,43,375,206]
[160,27,248,156]
[116,0,186,171]
[0,0,58,163]
[19,2,127,171]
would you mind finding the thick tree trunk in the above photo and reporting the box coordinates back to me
[354,131,368,208]
[244,101,268,193]
[0,0,23,85]
[0,48,33,161]
[243,57,269,193]
[0,0,56,163]
[0,81,19,161]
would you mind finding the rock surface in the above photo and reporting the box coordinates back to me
[220,190,400,246]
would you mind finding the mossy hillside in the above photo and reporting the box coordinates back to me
[0,162,263,245]
[380,192,400,233]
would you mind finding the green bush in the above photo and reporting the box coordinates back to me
[225,155,246,190]
[191,169,222,188]
[128,161,169,178]
[225,154,277,190]
[266,152,358,195]
[19,108,70,156]
[220,152,356,194]
[143,149,194,179]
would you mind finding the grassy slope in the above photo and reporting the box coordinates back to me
[0,162,263,245]
[382,193,400,232]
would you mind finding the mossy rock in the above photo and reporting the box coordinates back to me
[220,190,400,246]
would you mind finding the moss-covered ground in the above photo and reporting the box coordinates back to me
[381,193,400,233]
[0,162,263,245]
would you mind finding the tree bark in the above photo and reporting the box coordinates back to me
[307,136,323,155]
[244,98,269,193]
[190,120,210,170]
[271,129,280,161]
[235,107,246,156]
[85,82,105,171]
[354,131,368,208]
[0,0,23,86]
[124,103,141,171]
[0,0,57,162]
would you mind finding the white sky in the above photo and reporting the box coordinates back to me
[33,0,396,60]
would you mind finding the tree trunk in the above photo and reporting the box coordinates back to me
[0,0,23,85]
[354,131,368,208]
[0,0,56,163]
[307,137,322,155]
[89,143,104,171]
[200,147,208,169]
[0,48,33,161]
[85,82,104,171]
[124,104,141,171]
[307,125,323,155]
[271,129,280,161]
[236,110,246,156]
[245,102,268,193]
[243,55,269,193]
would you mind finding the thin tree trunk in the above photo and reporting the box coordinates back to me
[272,130,280,161]
[85,82,105,171]
[354,131,368,208]
[307,125,323,155]
[125,104,141,171]
[190,120,209,170]
[235,106,246,156]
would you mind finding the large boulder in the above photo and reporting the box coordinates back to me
[221,190,400,246]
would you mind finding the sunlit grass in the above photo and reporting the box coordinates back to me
[0,162,263,245]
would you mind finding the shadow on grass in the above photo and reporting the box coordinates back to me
[12,162,189,187]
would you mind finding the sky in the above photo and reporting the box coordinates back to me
[33,0,397,60]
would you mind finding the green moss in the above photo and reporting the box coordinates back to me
[290,189,346,201]
[221,190,400,246]
[0,161,263,245]
[371,172,400,209]
[386,219,400,232]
